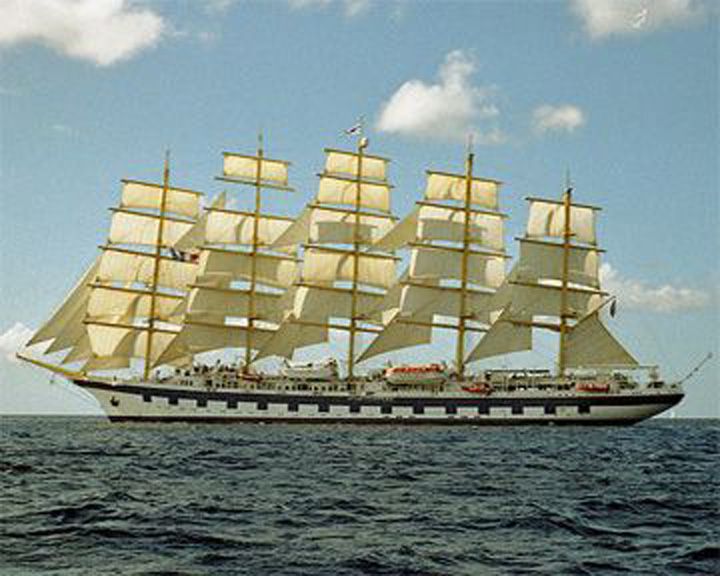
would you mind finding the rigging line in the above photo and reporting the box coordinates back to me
[678,352,713,385]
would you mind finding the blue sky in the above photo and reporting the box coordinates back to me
[0,0,717,416]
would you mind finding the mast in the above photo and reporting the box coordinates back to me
[152,142,298,369]
[456,144,474,378]
[251,135,397,369]
[246,134,264,371]
[28,169,206,372]
[348,136,367,381]
[466,185,610,368]
[357,154,507,366]
[144,151,170,380]
[558,183,573,375]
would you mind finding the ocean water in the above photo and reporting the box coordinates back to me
[0,418,717,576]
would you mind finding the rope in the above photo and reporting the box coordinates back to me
[678,352,713,385]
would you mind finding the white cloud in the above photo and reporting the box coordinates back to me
[600,263,710,313]
[0,323,35,363]
[203,0,238,14]
[288,0,368,17]
[570,0,705,39]
[532,104,585,134]
[0,0,165,66]
[376,50,504,143]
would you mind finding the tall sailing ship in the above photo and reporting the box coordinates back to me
[19,134,683,424]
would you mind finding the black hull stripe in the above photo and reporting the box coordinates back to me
[76,379,684,409]
[107,415,644,426]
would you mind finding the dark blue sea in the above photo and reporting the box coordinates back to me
[1,418,717,575]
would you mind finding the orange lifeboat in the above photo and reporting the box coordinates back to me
[462,383,492,395]
[575,381,610,393]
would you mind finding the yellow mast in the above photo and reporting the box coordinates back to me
[558,183,573,376]
[347,136,367,381]
[456,147,474,379]
[143,151,170,380]
[245,133,264,372]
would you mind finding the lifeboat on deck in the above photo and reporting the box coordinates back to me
[575,381,610,393]
[384,363,448,385]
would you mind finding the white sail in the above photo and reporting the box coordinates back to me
[409,247,505,288]
[309,208,394,245]
[108,210,196,248]
[517,239,600,288]
[27,257,99,347]
[526,199,597,245]
[199,248,297,288]
[86,323,176,363]
[399,284,494,322]
[293,285,384,322]
[205,208,293,246]
[157,321,276,366]
[465,308,532,362]
[62,333,92,364]
[223,153,290,188]
[174,191,226,251]
[186,286,283,321]
[317,175,391,213]
[44,310,87,354]
[87,286,184,321]
[253,321,328,361]
[374,207,419,251]
[418,205,504,251]
[271,207,312,249]
[121,180,201,219]
[98,248,198,290]
[302,248,396,289]
[356,312,433,362]
[324,149,389,181]
[511,283,603,318]
[564,312,638,368]
[425,171,499,209]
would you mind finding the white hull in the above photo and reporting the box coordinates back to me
[76,378,683,425]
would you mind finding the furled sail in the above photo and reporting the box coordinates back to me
[358,152,507,370]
